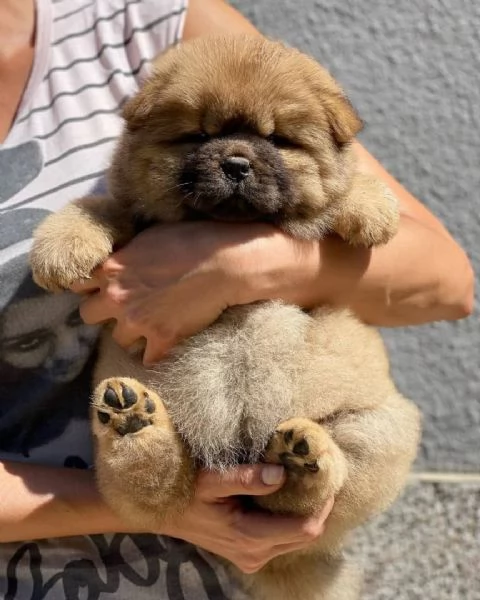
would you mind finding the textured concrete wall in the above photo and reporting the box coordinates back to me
[229,0,479,472]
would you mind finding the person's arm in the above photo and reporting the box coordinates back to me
[183,0,260,39]
[340,142,474,324]
[277,141,473,327]
[0,460,331,573]
[0,460,122,541]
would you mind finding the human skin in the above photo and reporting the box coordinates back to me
[0,0,474,574]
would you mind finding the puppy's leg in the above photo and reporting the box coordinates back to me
[30,195,135,291]
[91,377,195,530]
[236,416,360,600]
[318,393,421,548]
[332,172,400,247]
[237,552,361,600]
[260,396,419,548]
[239,397,419,600]
[256,417,347,517]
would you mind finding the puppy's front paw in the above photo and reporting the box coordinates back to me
[30,220,112,291]
[334,177,400,247]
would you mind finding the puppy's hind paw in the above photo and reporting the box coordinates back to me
[265,418,347,494]
[92,377,194,528]
[92,377,168,437]
[256,418,347,517]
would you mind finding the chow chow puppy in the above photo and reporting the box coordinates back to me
[30,35,421,600]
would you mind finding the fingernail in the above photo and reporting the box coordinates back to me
[261,465,284,485]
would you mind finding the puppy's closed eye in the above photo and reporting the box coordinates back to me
[175,132,211,145]
[266,133,298,149]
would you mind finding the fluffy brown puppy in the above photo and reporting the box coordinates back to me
[30,36,420,600]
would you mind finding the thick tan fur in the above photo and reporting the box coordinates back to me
[30,36,420,600]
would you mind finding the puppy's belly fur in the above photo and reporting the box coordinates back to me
[94,302,409,470]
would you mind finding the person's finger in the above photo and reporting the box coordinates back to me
[241,537,322,573]
[111,323,143,349]
[233,496,334,543]
[143,335,177,365]
[197,464,286,501]
[229,531,327,574]
[270,538,320,558]
[69,273,102,294]
[234,512,321,543]
[234,558,271,575]
[79,292,117,324]
[235,538,316,574]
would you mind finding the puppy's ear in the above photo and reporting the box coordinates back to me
[122,94,152,130]
[122,54,177,130]
[323,94,363,145]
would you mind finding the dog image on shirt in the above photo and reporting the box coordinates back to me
[30,36,421,600]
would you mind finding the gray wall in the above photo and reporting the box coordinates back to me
[229,0,479,472]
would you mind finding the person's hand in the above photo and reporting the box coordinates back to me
[71,221,323,364]
[162,464,334,574]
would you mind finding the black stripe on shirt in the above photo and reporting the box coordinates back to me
[54,1,95,23]
[45,2,186,81]
[53,0,151,46]
[18,57,149,124]
[34,96,129,141]
[45,41,144,81]
[44,136,118,167]
[46,8,173,81]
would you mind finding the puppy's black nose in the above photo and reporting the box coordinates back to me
[221,156,251,182]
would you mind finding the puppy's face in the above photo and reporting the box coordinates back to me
[110,36,362,239]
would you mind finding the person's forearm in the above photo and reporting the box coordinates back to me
[0,460,134,542]
[327,142,475,325]
[235,214,472,328]
[314,214,474,326]
[271,141,474,326]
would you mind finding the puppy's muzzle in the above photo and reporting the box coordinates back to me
[181,134,294,223]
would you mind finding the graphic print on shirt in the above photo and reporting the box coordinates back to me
[0,206,100,458]
[0,141,43,203]
[4,534,239,600]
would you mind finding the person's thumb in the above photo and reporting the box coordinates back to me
[197,464,286,500]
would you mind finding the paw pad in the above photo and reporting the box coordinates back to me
[292,438,310,456]
[116,415,152,436]
[104,383,138,409]
[97,411,111,425]
[144,397,156,414]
